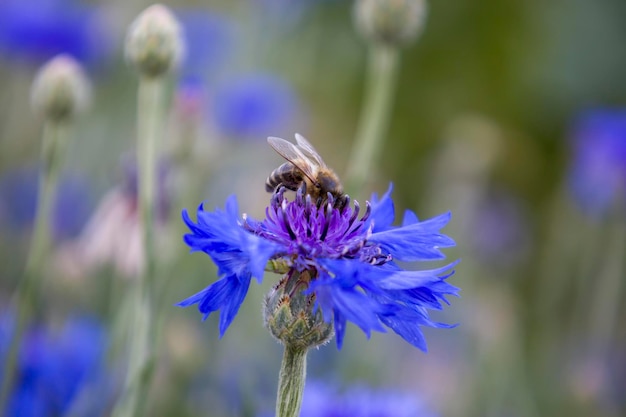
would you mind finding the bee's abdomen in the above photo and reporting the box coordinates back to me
[266,162,303,192]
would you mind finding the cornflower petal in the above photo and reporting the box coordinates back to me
[380,316,429,351]
[333,314,348,349]
[401,209,419,226]
[394,283,459,310]
[379,310,431,351]
[182,196,279,281]
[310,273,388,335]
[378,260,460,290]
[176,273,251,337]
[369,212,455,261]
[178,196,281,334]
[311,257,458,350]
[381,300,459,351]
[368,184,395,232]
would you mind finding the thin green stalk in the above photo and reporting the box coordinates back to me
[345,44,400,195]
[136,77,161,291]
[112,76,164,417]
[0,122,68,415]
[276,346,308,417]
[588,200,626,355]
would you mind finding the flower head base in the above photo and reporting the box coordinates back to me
[179,184,458,351]
[264,269,334,350]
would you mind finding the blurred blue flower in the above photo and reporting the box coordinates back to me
[568,109,626,216]
[299,381,437,417]
[0,166,93,240]
[175,9,235,78]
[0,0,110,65]
[257,381,435,417]
[179,173,458,350]
[469,190,531,267]
[0,314,112,417]
[212,74,299,140]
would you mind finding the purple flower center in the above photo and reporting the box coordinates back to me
[247,188,391,273]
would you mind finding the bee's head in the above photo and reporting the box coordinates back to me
[317,170,343,195]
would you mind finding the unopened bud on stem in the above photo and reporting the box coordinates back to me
[31,55,91,122]
[354,0,428,47]
[125,4,183,78]
[264,269,334,350]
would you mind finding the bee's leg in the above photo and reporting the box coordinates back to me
[296,183,307,203]
[335,194,350,211]
[272,185,288,202]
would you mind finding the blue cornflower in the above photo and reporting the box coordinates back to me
[212,74,299,140]
[299,381,438,417]
[179,183,458,350]
[568,109,626,216]
[0,314,112,417]
[175,9,234,78]
[469,190,531,267]
[0,0,110,65]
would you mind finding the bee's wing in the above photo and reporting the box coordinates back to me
[294,133,327,167]
[267,136,319,182]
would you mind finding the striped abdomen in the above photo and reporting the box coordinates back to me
[265,162,304,192]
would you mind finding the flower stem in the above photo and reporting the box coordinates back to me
[588,199,626,355]
[111,76,164,417]
[0,121,68,413]
[345,44,400,195]
[275,346,308,417]
[136,77,161,291]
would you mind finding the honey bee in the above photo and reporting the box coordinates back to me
[266,134,348,210]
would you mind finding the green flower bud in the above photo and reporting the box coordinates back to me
[264,269,334,350]
[30,54,91,122]
[266,258,291,275]
[354,0,428,47]
[125,4,183,78]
